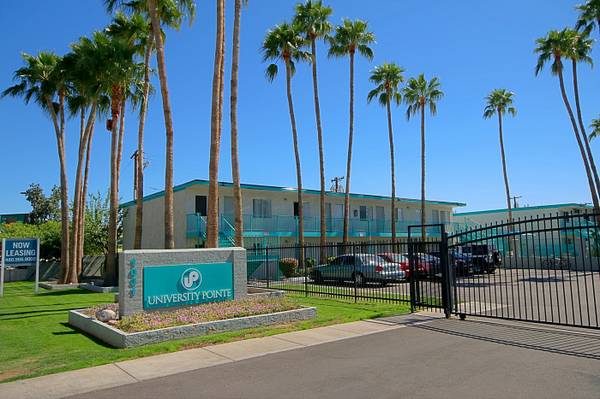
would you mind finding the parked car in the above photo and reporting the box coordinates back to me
[401,252,441,278]
[458,244,499,274]
[378,253,423,279]
[309,254,406,286]
[449,252,474,276]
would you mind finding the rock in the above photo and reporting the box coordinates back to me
[96,309,117,322]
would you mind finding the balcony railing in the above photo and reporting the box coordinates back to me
[186,213,470,239]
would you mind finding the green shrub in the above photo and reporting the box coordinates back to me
[304,257,316,268]
[327,256,337,264]
[278,258,298,278]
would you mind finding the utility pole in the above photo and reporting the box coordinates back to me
[510,195,522,209]
[330,176,345,193]
[131,150,139,200]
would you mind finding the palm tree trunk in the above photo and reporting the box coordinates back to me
[78,123,95,275]
[572,60,600,200]
[134,32,154,249]
[116,101,126,185]
[497,111,513,223]
[71,104,96,281]
[230,0,244,248]
[285,59,304,259]
[309,36,327,259]
[420,104,426,242]
[207,0,226,248]
[342,52,355,247]
[105,88,122,287]
[385,92,396,244]
[147,0,175,249]
[557,61,600,212]
[46,94,70,283]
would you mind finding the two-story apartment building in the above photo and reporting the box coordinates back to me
[121,179,466,249]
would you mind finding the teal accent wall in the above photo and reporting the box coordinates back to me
[143,262,234,310]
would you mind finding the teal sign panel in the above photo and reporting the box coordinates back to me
[143,263,233,310]
[3,238,38,266]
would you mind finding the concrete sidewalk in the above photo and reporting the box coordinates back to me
[1,314,439,399]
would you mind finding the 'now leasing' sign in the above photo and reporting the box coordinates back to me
[3,238,39,266]
[143,263,234,310]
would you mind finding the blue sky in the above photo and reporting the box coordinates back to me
[1,0,599,214]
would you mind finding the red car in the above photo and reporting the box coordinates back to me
[378,253,425,279]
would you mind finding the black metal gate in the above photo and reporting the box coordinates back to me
[445,212,600,330]
[408,224,453,317]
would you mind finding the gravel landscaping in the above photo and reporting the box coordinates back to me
[87,297,302,333]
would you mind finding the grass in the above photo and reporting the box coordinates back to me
[0,281,410,383]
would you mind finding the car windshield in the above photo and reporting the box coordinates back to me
[380,254,407,263]
[360,254,387,264]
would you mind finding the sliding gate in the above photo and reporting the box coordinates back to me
[446,213,600,330]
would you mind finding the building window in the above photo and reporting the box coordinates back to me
[195,196,207,216]
[440,211,448,223]
[432,210,440,223]
[253,199,271,218]
[359,206,367,220]
[397,208,403,221]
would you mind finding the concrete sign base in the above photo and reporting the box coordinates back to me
[118,248,247,317]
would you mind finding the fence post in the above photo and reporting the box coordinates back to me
[304,245,308,297]
[440,227,453,319]
[352,242,357,303]
[265,245,270,289]
[408,236,416,313]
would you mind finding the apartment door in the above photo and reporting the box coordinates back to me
[375,206,385,232]
[223,196,234,224]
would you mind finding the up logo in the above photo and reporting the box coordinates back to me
[181,268,202,291]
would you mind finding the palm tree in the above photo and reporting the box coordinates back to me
[2,52,72,283]
[105,11,154,250]
[294,0,332,257]
[576,0,600,37]
[535,29,600,213]
[367,63,404,244]
[590,118,600,140]
[403,74,444,241]
[79,31,139,286]
[230,0,247,247]
[565,31,600,201]
[483,89,517,223]
[262,23,310,254]
[206,0,226,248]
[328,19,375,246]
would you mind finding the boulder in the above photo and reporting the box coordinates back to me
[95,309,117,322]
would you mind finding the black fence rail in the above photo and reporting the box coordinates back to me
[448,212,600,330]
[247,238,448,312]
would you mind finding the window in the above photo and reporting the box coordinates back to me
[359,206,367,220]
[397,208,403,221]
[440,211,448,223]
[432,210,440,223]
[223,196,234,216]
[253,199,271,218]
[195,196,207,216]
[294,202,312,218]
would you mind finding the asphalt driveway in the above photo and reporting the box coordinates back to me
[67,317,600,399]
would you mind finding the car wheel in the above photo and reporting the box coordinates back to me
[353,272,365,286]
[311,271,323,284]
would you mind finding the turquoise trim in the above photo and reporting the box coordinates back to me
[120,179,466,208]
[454,203,591,217]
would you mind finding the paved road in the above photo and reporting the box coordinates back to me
[67,317,600,399]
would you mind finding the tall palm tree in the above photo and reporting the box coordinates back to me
[483,89,517,223]
[403,74,444,241]
[2,52,72,282]
[206,0,226,248]
[367,63,404,244]
[109,0,196,249]
[535,29,600,213]
[294,0,332,257]
[105,11,154,250]
[230,0,247,247]
[565,31,600,201]
[79,31,139,286]
[590,118,600,140]
[576,0,600,37]
[328,19,375,246]
[262,23,310,254]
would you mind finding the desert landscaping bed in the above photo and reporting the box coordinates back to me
[70,296,316,348]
